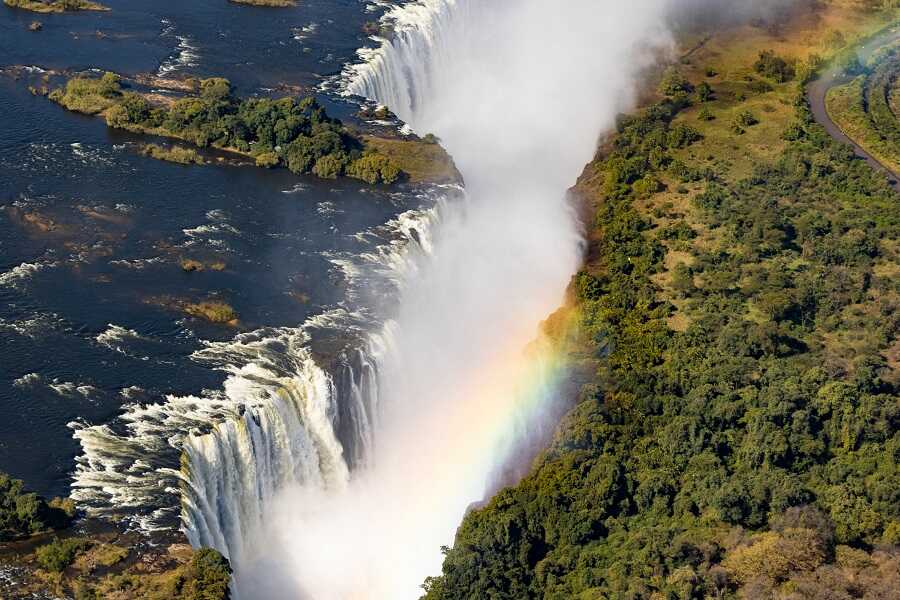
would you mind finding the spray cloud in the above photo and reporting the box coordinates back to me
[227,0,713,597]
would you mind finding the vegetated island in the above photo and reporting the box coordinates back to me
[826,41,900,174]
[3,0,108,13]
[424,3,900,599]
[139,143,205,165]
[0,471,232,599]
[45,71,455,185]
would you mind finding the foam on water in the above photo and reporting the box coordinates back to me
[96,325,151,358]
[0,256,59,289]
[70,191,448,537]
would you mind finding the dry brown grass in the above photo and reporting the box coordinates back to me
[600,2,899,337]
[362,135,461,184]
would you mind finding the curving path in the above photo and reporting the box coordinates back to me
[807,25,900,191]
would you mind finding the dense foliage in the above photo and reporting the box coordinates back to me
[52,74,402,184]
[423,87,900,599]
[826,45,900,172]
[754,50,796,83]
[0,472,73,540]
[182,548,233,600]
[66,546,232,599]
[35,537,91,572]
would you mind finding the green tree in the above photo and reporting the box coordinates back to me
[35,538,91,572]
[183,548,232,600]
[754,50,796,82]
[659,67,694,96]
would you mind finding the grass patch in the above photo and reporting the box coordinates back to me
[362,135,461,184]
[48,72,121,115]
[71,543,128,572]
[180,258,226,272]
[4,0,107,12]
[140,143,205,165]
[183,301,238,324]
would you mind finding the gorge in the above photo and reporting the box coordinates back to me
[179,0,686,597]
[4,0,898,598]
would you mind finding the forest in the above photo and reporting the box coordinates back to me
[423,43,900,600]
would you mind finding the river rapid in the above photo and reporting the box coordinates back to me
[0,0,448,531]
[4,0,687,598]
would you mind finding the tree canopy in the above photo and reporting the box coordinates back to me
[423,74,900,600]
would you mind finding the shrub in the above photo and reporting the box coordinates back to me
[0,473,73,539]
[667,123,703,148]
[748,78,774,94]
[47,497,76,519]
[671,263,695,295]
[723,529,827,583]
[754,50,796,82]
[633,175,663,197]
[346,153,402,184]
[836,50,864,76]
[183,548,232,600]
[254,152,279,168]
[105,93,153,128]
[35,538,91,572]
[312,153,346,179]
[735,110,759,127]
[659,67,694,96]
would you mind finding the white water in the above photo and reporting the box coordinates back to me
[70,0,684,596]
[216,1,680,598]
[69,198,446,535]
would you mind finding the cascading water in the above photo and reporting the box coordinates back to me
[212,1,682,599]
[72,0,685,597]
[68,196,448,537]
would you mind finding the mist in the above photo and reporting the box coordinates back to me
[228,1,701,598]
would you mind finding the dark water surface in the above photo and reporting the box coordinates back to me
[0,0,412,499]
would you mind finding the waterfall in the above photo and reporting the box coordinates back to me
[201,1,681,598]
[68,198,447,538]
[73,0,682,597]
[179,328,350,565]
[344,0,466,123]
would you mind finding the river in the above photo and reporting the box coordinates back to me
[3,0,694,598]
